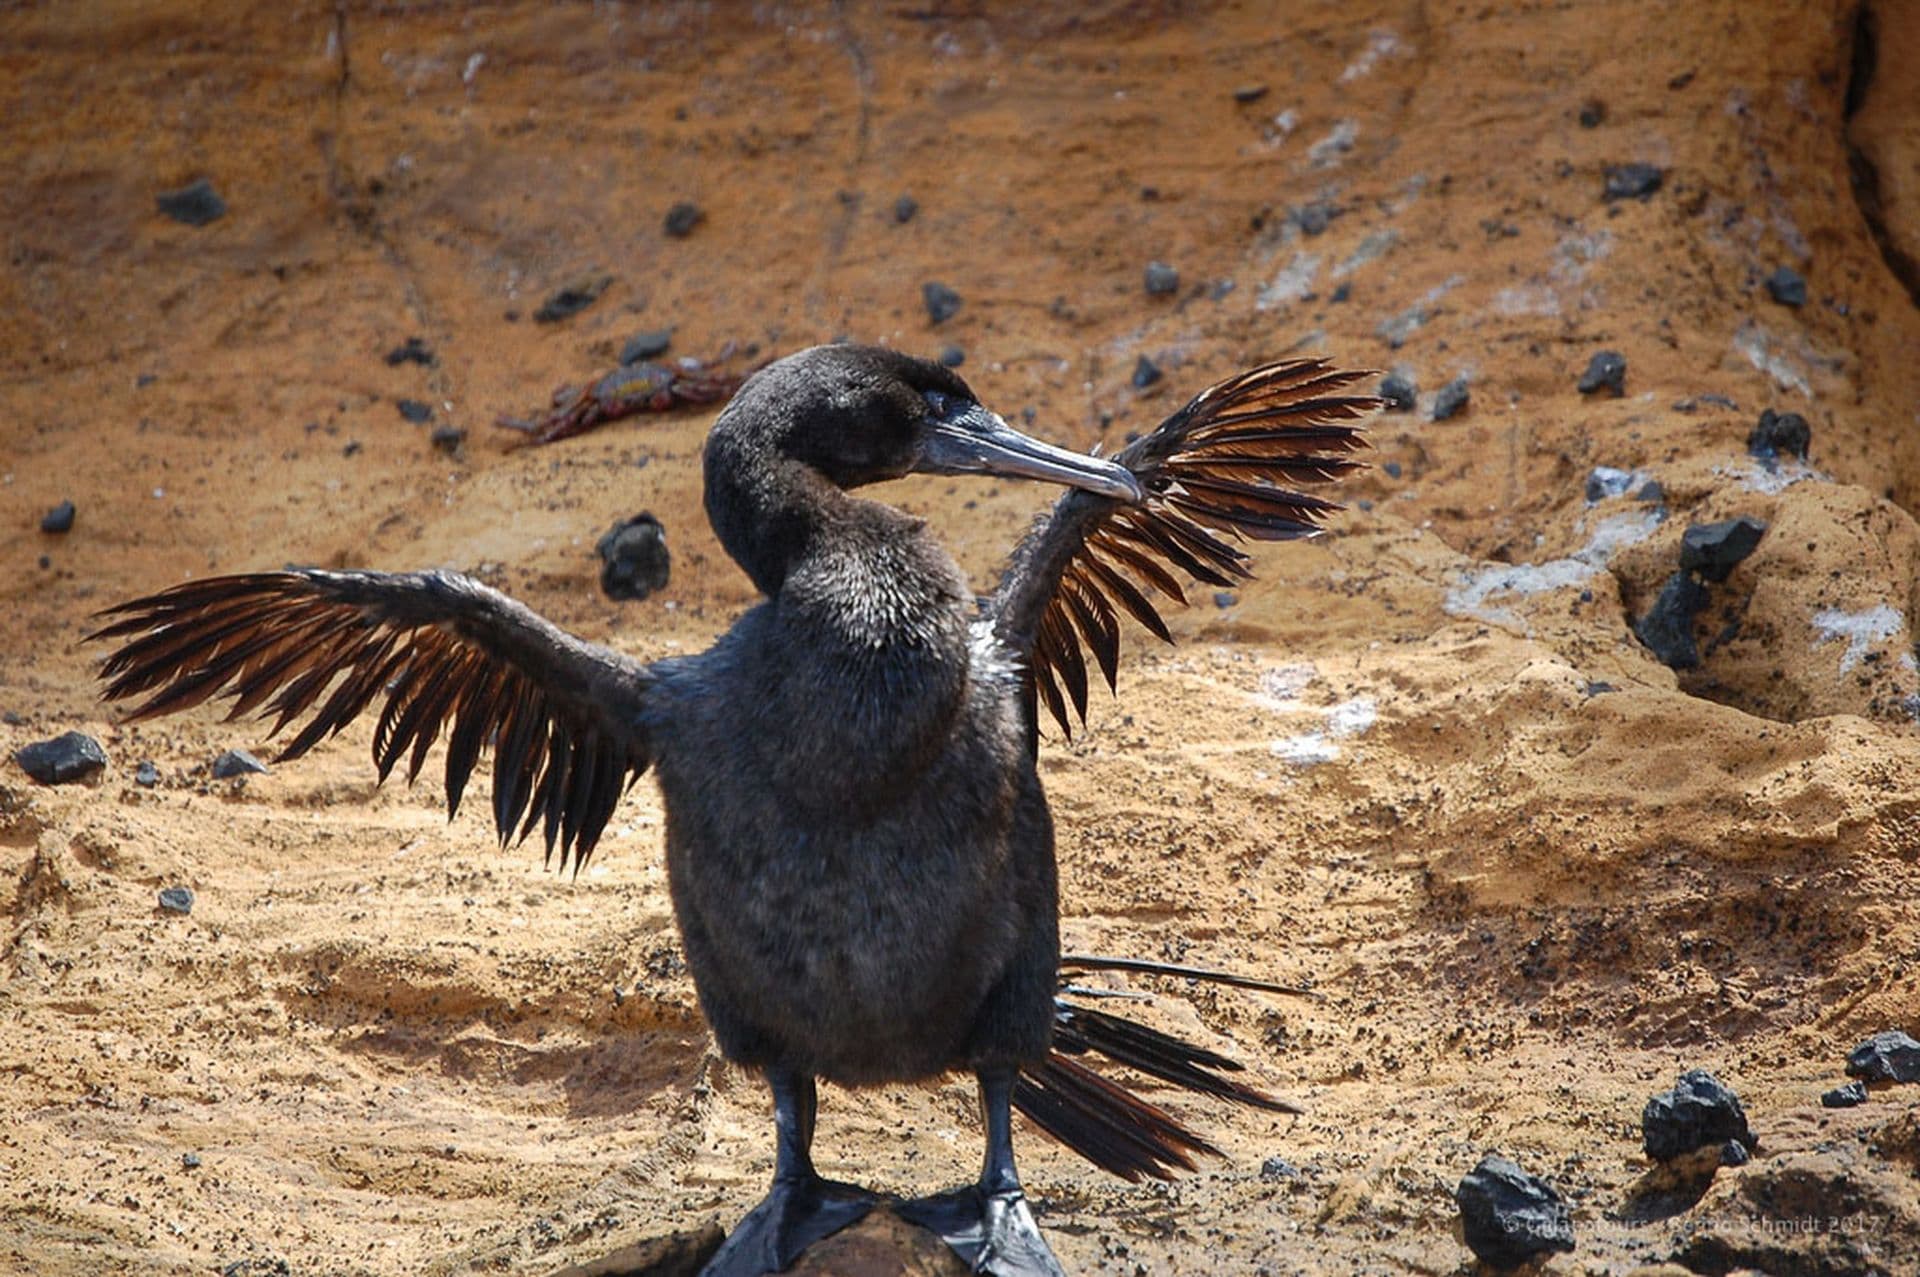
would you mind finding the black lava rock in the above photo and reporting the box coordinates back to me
[1144,261,1179,295]
[596,513,671,602]
[1259,1156,1299,1180]
[534,275,611,324]
[1455,1155,1575,1269]
[1635,571,1710,669]
[384,337,435,366]
[211,749,268,779]
[158,886,195,915]
[16,732,108,784]
[1642,1070,1755,1160]
[1586,467,1636,503]
[938,345,965,368]
[396,399,433,424]
[1132,355,1162,390]
[893,194,919,223]
[1603,162,1664,201]
[135,760,159,787]
[922,281,962,325]
[1293,202,1338,236]
[1822,1080,1868,1108]
[1680,517,1766,583]
[1765,265,1807,308]
[1233,83,1270,104]
[40,500,76,533]
[156,178,227,226]
[1720,1139,1750,1168]
[430,424,467,454]
[1578,98,1607,128]
[663,202,704,237]
[620,330,674,364]
[1382,460,1403,479]
[1378,373,1417,413]
[1846,1030,1920,1084]
[1748,408,1811,461]
[1577,350,1628,396]
[183,1152,202,1169]
[1432,377,1470,421]
[1329,282,1351,303]
[1213,591,1237,609]
[1636,479,1667,504]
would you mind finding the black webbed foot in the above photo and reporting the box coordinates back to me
[898,1184,1067,1277]
[700,1174,882,1276]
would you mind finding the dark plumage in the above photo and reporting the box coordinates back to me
[93,344,1375,1275]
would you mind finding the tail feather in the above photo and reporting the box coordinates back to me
[1014,966,1301,1182]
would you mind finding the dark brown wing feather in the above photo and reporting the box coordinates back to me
[991,358,1377,739]
[90,569,653,873]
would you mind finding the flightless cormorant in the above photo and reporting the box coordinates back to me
[94,345,1374,1275]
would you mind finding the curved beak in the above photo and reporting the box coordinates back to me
[918,402,1144,503]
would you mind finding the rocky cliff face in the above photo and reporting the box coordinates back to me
[3,3,1917,1274]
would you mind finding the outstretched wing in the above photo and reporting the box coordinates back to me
[989,358,1376,739]
[91,569,654,873]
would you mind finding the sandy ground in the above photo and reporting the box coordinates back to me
[4,2,1920,1274]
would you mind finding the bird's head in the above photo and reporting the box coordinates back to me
[709,344,1143,501]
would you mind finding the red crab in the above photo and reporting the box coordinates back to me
[497,345,755,446]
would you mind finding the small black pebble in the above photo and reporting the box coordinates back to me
[663,201,704,237]
[384,337,435,367]
[1577,350,1628,396]
[922,281,962,325]
[158,886,195,915]
[1232,84,1270,104]
[1635,479,1666,503]
[1846,1030,1920,1084]
[1748,408,1811,461]
[1578,99,1606,128]
[1329,282,1351,303]
[533,275,612,324]
[1378,374,1417,413]
[396,399,432,424]
[620,330,674,364]
[1720,1139,1750,1167]
[1585,681,1617,696]
[40,500,76,534]
[135,761,159,787]
[136,373,158,389]
[430,425,467,454]
[1635,571,1710,669]
[16,732,109,784]
[1382,460,1403,479]
[1258,1156,1299,1180]
[1603,162,1664,202]
[1431,377,1470,421]
[1293,202,1338,236]
[1680,517,1767,583]
[1455,1155,1575,1269]
[1213,591,1237,609]
[343,441,363,457]
[597,513,671,602]
[1132,355,1162,390]
[156,178,227,226]
[894,194,919,223]
[1642,1069,1755,1160]
[211,749,268,779]
[1765,265,1807,308]
[182,1153,202,1170]
[938,345,965,368]
[1821,1080,1868,1108]
[1144,261,1179,296]
[38,555,50,570]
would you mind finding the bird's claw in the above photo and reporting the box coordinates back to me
[700,1174,881,1276]
[898,1184,1068,1277]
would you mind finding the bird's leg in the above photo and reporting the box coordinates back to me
[700,1070,881,1277]
[898,1066,1067,1277]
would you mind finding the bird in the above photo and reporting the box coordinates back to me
[92,344,1374,1275]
